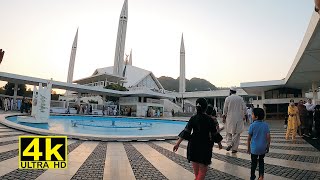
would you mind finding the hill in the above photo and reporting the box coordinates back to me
[157,76,217,92]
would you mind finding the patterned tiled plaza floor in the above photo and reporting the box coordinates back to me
[0,122,319,179]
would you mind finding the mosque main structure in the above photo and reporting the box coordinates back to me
[62,0,189,116]
[3,0,316,118]
[67,0,184,92]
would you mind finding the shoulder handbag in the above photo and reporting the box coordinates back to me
[212,132,223,143]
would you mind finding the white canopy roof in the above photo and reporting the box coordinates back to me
[241,12,320,95]
[93,65,164,89]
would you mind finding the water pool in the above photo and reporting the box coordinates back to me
[6,116,187,136]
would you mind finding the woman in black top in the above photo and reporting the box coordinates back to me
[173,98,217,180]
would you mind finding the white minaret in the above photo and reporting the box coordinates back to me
[128,49,132,65]
[179,34,186,93]
[67,28,78,84]
[113,0,128,76]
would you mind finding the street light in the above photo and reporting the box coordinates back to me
[182,93,184,113]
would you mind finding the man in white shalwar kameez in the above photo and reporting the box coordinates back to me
[10,98,14,111]
[223,87,246,153]
[4,98,8,111]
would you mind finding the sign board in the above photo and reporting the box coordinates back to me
[19,136,67,169]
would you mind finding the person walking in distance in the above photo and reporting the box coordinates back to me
[223,87,247,153]
[304,99,315,137]
[286,99,299,140]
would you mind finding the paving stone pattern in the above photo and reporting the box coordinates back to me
[71,142,107,180]
[0,149,18,162]
[0,140,83,180]
[67,140,83,153]
[223,140,308,146]
[0,130,18,133]
[169,142,320,180]
[218,145,320,163]
[0,133,27,138]
[303,137,320,151]
[268,140,308,144]
[0,140,18,146]
[269,145,318,151]
[240,136,289,139]
[148,142,243,180]
[123,143,168,180]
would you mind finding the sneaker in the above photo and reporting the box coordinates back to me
[312,137,318,140]
[226,145,232,151]
[232,150,238,153]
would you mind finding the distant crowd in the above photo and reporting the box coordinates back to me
[0,97,32,113]
[285,98,320,140]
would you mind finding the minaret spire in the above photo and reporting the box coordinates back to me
[179,33,186,93]
[67,28,78,84]
[128,49,132,65]
[113,0,128,76]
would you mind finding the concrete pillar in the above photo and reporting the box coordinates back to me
[214,97,217,109]
[102,95,106,103]
[76,92,81,106]
[181,94,184,112]
[261,91,265,100]
[13,83,18,110]
[259,91,265,108]
[312,82,318,104]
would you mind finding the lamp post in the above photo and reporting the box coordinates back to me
[12,84,20,110]
[182,93,184,113]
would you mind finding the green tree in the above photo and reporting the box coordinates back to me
[51,94,60,100]
[4,83,26,96]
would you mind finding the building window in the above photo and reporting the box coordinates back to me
[265,88,302,99]
[265,91,272,99]
[272,90,279,99]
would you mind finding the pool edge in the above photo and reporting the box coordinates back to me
[0,114,181,142]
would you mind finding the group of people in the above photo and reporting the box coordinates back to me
[0,97,31,113]
[77,104,118,116]
[285,98,320,140]
[102,105,117,116]
[174,87,270,180]
[146,107,161,117]
[121,107,132,116]
[1,97,15,111]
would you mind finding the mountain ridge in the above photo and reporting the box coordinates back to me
[157,76,217,92]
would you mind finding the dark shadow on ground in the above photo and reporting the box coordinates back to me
[302,137,320,151]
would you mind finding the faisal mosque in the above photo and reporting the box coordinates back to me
[0,0,320,119]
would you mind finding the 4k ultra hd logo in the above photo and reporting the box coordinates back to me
[19,136,67,169]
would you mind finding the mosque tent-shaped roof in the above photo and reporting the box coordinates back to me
[93,65,164,90]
